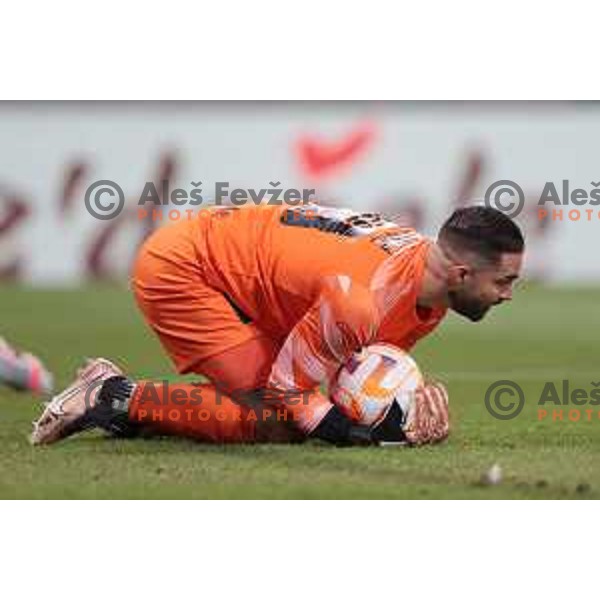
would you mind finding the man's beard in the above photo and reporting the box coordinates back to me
[448,290,491,322]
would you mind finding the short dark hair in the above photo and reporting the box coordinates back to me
[438,205,524,264]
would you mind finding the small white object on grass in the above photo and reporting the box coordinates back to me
[482,463,502,485]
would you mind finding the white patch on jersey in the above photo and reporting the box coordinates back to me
[336,274,352,295]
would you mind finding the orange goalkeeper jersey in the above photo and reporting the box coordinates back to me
[193,203,447,391]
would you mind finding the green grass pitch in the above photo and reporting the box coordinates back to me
[0,283,598,499]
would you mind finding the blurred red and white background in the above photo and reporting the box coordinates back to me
[0,101,598,284]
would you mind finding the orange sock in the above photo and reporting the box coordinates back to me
[128,381,310,443]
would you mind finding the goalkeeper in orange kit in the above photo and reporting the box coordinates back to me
[30,202,524,446]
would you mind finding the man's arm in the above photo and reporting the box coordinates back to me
[266,274,450,445]
[267,275,380,435]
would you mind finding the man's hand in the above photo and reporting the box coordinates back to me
[311,381,450,447]
[403,382,449,445]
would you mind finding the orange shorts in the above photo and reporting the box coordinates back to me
[131,221,280,392]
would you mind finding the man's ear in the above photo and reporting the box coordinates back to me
[447,264,469,289]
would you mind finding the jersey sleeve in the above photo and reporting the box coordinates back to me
[267,274,380,433]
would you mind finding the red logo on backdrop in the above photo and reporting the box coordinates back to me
[296,122,377,180]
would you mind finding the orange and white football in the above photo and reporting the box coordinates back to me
[329,343,423,426]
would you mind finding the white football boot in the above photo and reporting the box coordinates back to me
[30,358,126,445]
